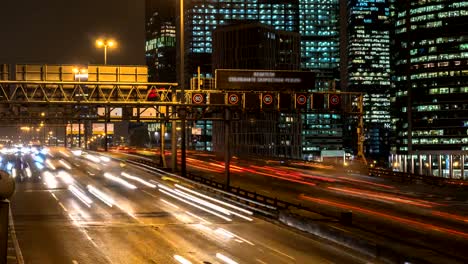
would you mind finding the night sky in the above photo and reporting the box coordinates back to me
[0,0,145,65]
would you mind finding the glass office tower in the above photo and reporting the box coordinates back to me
[392,1,468,179]
[185,0,338,80]
[347,0,392,158]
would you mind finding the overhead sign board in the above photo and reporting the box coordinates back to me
[133,108,157,118]
[215,69,315,91]
[97,107,122,118]
[92,123,114,135]
[66,124,84,135]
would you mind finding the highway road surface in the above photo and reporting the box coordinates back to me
[1,147,369,264]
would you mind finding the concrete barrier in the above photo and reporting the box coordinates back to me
[278,210,453,264]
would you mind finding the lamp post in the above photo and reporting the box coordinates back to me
[176,0,187,176]
[73,67,89,149]
[96,39,116,65]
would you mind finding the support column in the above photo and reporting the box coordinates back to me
[428,154,432,176]
[438,155,442,177]
[78,120,81,148]
[403,155,407,173]
[411,155,415,174]
[64,124,68,148]
[449,154,453,179]
[419,155,423,175]
[398,155,402,171]
[462,155,465,180]
[104,107,108,152]
[171,95,177,172]
[225,108,231,190]
[180,107,187,178]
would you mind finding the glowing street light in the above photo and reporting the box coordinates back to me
[95,39,116,65]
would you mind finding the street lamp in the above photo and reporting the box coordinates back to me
[96,39,116,65]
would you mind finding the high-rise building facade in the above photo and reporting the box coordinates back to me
[212,22,300,70]
[145,3,176,82]
[183,0,339,87]
[391,1,468,179]
[299,0,340,90]
[346,0,392,158]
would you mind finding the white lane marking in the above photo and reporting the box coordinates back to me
[142,190,158,199]
[51,193,59,201]
[72,260,79,264]
[8,206,24,264]
[216,228,254,246]
[58,202,68,212]
[160,199,179,209]
[256,259,267,264]
[262,244,296,260]
[185,211,211,224]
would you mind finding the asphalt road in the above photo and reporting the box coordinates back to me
[114,150,468,262]
[1,148,369,264]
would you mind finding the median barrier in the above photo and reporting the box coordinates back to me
[278,210,447,264]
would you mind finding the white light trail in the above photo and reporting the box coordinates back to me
[85,154,100,163]
[159,189,232,222]
[173,189,232,216]
[216,253,238,264]
[43,171,58,189]
[59,159,72,170]
[59,150,70,157]
[99,156,110,162]
[104,173,137,189]
[25,167,32,178]
[121,172,156,188]
[171,187,253,221]
[45,160,56,170]
[159,184,231,216]
[87,185,114,207]
[68,185,93,207]
[174,255,193,264]
[175,184,253,215]
[71,150,82,156]
[57,171,74,184]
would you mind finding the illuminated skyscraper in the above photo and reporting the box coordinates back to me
[145,2,176,82]
[183,0,339,87]
[346,0,392,158]
[392,1,468,179]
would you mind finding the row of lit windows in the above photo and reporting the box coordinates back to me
[413,130,444,136]
[410,53,468,63]
[405,138,468,145]
[428,87,468,94]
[411,70,468,79]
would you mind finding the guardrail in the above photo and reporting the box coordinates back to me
[368,167,467,187]
[126,158,309,215]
